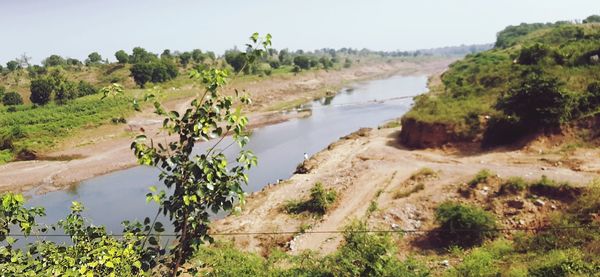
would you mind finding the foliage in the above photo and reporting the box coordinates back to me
[517,43,549,65]
[224,50,247,73]
[435,202,498,247]
[129,32,269,275]
[0,194,146,276]
[42,54,67,67]
[528,249,595,277]
[77,80,98,97]
[583,14,600,23]
[293,55,311,70]
[130,59,178,88]
[393,183,425,199]
[468,169,493,187]
[498,177,527,195]
[29,77,54,105]
[283,183,337,216]
[86,52,103,65]
[115,50,129,64]
[2,91,23,106]
[497,69,575,129]
[6,60,19,71]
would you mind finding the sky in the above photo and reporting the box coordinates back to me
[0,0,599,64]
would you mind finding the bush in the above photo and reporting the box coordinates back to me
[435,202,499,247]
[496,70,575,129]
[528,249,593,277]
[468,169,493,187]
[448,239,514,277]
[498,177,527,195]
[224,50,246,73]
[283,183,336,216]
[517,43,549,65]
[343,58,353,68]
[77,81,98,97]
[2,92,23,106]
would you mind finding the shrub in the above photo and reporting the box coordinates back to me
[394,183,425,199]
[283,183,337,216]
[115,50,129,64]
[343,58,353,68]
[409,167,438,181]
[496,70,575,129]
[435,202,499,247]
[328,221,429,277]
[2,92,23,106]
[468,169,493,187]
[528,175,580,201]
[498,177,527,195]
[517,43,549,65]
[77,81,98,97]
[528,249,593,277]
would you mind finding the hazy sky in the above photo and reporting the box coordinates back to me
[1,0,599,64]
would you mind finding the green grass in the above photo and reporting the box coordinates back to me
[468,169,494,187]
[0,94,133,152]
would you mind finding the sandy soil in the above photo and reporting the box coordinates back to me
[213,127,600,255]
[0,58,454,194]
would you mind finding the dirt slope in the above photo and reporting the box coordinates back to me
[213,127,600,255]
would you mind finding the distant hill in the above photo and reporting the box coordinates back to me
[402,16,600,148]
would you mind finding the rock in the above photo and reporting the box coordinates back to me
[439,260,450,267]
[391,223,400,230]
[507,200,525,209]
[518,219,526,226]
[551,205,557,210]
[534,199,545,207]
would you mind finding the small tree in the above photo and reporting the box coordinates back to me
[179,52,192,66]
[6,61,19,71]
[583,14,600,23]
[115,50,129,64]
[130,63,154,88]
[293,55,311,70]
[224,50,247,73]
[30,78,54,105]
[55,81,78,104]
[42,55,67,67]
[2,92,23,106]
[86,52,103,65]
[517,43,549,65]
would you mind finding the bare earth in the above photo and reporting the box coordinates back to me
[0,59,453,194]
[213,127,600,255]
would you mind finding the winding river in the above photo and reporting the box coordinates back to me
[25,74,427,234]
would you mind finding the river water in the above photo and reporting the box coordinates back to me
[25,75,427,234]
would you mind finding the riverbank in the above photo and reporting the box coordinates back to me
[0,58,454,194]
[213,126,600,255]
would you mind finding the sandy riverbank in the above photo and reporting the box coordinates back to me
[0,58,454,194]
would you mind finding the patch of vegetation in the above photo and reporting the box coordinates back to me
[402,19,600,147]
[446,239,513,276]
[193,221,429,276]
[394,183,425,199]
[435,202,499,247]
[468,169,493,187]
[498,176,527,195]
[409,167,438,181]
[283,183,337,216]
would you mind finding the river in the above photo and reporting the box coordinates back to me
[25,74,427,235]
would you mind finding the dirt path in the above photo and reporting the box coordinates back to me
[213,127,600,255]
[0,59,454,194]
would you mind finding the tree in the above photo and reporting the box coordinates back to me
[77,80,98,97]
[30,78,54,105]
[497,70,574,128]
[6,61,19,71]
[224,50,246,73]
[293,55,311,70]
[160,49,172,60]
[191,49,205,63]
[179,51,192,66]
[435,202,498,247]
[583,15,600,23]
[115,50,129,64]
[2,92,23,106]
[42,55,67,67]
[130,63,154,88]
[66,58,82,66]
[130,47,156,64]
[86,52,102,65]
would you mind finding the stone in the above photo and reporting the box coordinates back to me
[440,260,450,267]
[534,199,545,207]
